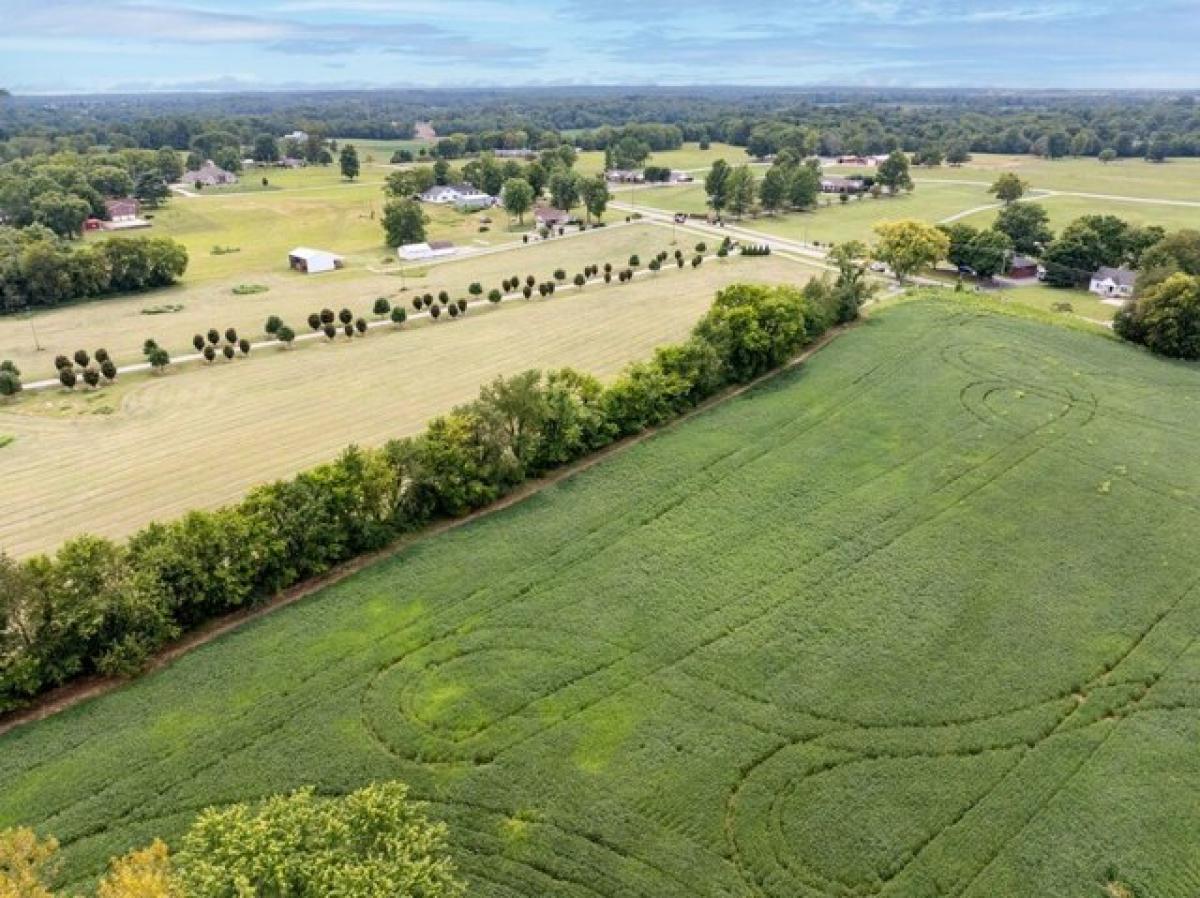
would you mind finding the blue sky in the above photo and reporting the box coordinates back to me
[1,0,1197,93]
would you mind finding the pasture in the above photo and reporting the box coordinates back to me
[2,297,1199,898]
[840,153,1200,203]
[576,142,747,176]
[0,250,820,556]
[115,172,526,283]
[630,181,996,245]
[1,223,661,379]
[957,193,1200,237]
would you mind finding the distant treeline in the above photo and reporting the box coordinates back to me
[0,277,860,713]
[2,87,1199,161]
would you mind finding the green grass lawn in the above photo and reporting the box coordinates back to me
[335,137,437,165]
[95,168,528,283]
[576,142,749,176]
[4,297,1200,898]
[958,193,1200,236]
[631,181,995,245]
[984,284,1119,324]
[859,153,1200,202]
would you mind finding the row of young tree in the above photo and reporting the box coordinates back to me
[1,782,465,898]
[0,271,872,713]
[0,228,189,313]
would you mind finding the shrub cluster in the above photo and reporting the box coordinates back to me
[0,229,189,312]
[0,280,846,713]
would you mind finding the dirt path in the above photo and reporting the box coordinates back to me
[0,323,850,738]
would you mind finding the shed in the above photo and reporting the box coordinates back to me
[288,247,344,274]
[398,241,457,261]
[1008,255,1039,279]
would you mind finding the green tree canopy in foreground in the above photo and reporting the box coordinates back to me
[0,783,465,898]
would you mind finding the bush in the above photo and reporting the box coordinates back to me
[266,315,284,335]
[373,298,391,317]
[488,289,503,303]
[355,318,368,335]
[1114,273,1200,359]
[231,284,268,296]
[307,313,322,331]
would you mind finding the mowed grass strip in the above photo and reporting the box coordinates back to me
[0,252,818,556]
[2,298,1199,898]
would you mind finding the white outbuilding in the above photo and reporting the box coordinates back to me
[398,241,457,261]
[288,247,344,274]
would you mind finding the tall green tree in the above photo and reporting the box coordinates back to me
[705,159,731,214]
[381,199,428,247]
[875,149,913,194]
[579,177,610,223]
[989,172,1029,204]
[339,144,360,181]
[549,171,580,212]
[872,219,950,281]
[994,203,1053,254]
[502,177,534,223]
[724,166,757,218]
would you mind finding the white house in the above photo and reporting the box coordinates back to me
[1089,266,1137,299]
[186,161,238,188]
[419,184,494,209]
[398,241,457,261]
[288,247,344,274]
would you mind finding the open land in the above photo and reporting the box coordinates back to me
[0,249,819,557]
[2,297,1198,898]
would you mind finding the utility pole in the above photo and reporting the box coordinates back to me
[27,311,43,352]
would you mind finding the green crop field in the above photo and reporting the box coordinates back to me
[3,297,1199,898]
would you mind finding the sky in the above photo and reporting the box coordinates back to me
[1,0,1198,94]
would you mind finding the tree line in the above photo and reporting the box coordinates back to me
[0,227,188,313]
[5,88,1199,163]
[0,148,178,238]
[0,272,871,713]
